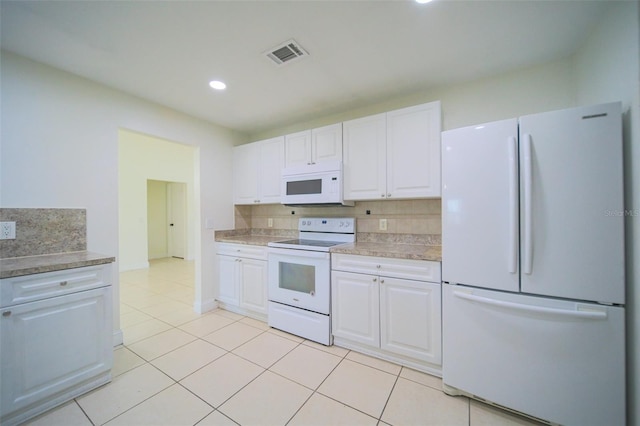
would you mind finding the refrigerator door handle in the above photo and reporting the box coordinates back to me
[508,136,518,274]
[453,291,607,320]
[522,133,533,274]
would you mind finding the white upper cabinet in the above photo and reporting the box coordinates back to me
[285,123,342,168]
[343,101,441,200]
[233,136,284,204]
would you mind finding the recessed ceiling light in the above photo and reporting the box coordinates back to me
[209,80,226,90]
[416,0,433,3]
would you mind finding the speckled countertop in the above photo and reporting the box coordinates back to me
[330,242,441,262]
[215,229,441,262]
[0,252,116,279]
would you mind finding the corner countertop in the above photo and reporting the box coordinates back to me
[215,229,441,262]
[0,251,116,279]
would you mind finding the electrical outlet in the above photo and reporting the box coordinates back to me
[379,218,387,231]
[268,218,273,228]
[0,221,16,240]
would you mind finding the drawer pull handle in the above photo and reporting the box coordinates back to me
[60,281,68,286]
[373,278,377,282]
[2,311,11,317]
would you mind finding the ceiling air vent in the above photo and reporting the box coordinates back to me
[265,39,308,66]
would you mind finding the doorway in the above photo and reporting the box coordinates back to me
[147,180,187,260]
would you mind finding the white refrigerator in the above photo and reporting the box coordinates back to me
[441,102,625,426]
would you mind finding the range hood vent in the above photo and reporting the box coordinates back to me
[265,39,308,65]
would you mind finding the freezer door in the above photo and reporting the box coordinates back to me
[442,284,625,426]
[519,102,625,304]
[442,118,519,292]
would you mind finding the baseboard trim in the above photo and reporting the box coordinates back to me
[112,329,123,347]
[194,298,217,314]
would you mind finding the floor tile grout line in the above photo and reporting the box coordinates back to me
[376,370,402,424]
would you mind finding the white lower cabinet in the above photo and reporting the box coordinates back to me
[331,254,441,374]
[0,265,113,426]
[331,271,380,347]
[216,243,268,318]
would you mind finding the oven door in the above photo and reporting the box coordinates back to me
[268,247,330,314]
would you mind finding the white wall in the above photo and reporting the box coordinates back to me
[248,58,575,141]
[0,51,241,342]
[573,3,640,425]
[119,130,196,270]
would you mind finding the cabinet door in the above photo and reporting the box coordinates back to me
[1,287,112,419]
[258,137,285,204]
[343,113,387,200]
[331,271,379,346]
[233,143,259,204]
[217,255,239,305]
[284,130,312,168]
[386,102,441,199]
[239,258,268,315]
[312,123,342,164]
[380,277,441,364]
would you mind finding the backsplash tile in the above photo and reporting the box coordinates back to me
[0,208,86,258]
[235,199,441,244]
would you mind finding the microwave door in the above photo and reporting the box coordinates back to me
[286,177,322,197]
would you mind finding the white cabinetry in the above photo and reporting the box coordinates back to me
[285,123,342,168]
[343,101,441,200]
[0,265,113,426]
[331,254,441,374]
[233,136,284,204]
[216,243,268,318]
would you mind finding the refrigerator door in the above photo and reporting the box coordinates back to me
[442,118,519,292]
[519,102,625,304]
[442,284,626,426]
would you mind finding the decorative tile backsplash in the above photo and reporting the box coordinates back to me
[0,208,86,258]
[234,199,441,244]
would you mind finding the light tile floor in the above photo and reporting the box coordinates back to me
[25,258,544,426]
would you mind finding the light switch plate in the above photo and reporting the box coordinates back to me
[379,219,387,231]
[0,221,16,240]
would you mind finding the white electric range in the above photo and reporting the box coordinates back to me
[267,218,355,344]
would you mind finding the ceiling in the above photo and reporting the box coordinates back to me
[0,0,614,136]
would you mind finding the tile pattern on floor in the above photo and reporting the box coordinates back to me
[24,257,545,426]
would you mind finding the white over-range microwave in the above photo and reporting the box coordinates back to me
[281,161,354,207]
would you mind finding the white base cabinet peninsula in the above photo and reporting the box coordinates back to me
[216,243,268,319]
[331,253,442,375]
[343,101,441,200]
[0,264,113,426]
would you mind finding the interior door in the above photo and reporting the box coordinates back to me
[441,118,519,292]
[167,182,186,259]
[519,102,624,304]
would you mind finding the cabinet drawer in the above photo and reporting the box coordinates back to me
[332,253,440,282]
[216,243,267,260]
[0,265,112,308]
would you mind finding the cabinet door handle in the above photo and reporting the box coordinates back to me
[2,311,11,317]
[376,264,381,269]
[373,278,377,282]
[380,279,385,284]
[60,281,68,286]
[381,194,385,198]
[387,193,391,198]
